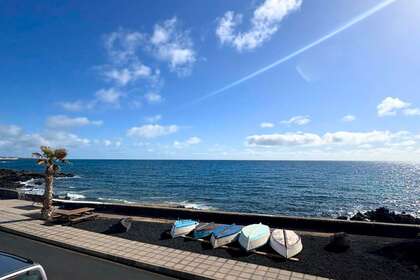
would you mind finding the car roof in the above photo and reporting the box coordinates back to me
[0,251,34,277]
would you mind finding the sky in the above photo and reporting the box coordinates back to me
[1,0,420,160]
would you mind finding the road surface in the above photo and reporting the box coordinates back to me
[0,230,176,280]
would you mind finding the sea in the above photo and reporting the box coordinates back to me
[1,159,419,218]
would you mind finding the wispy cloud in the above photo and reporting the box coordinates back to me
[102,63,155,86]
[260,122,275,128]
[58,101,91,112]
[127,124,179,139]
[247,130,414,147]
[341,115,356,122]
[173,136,202,148]
[216,0,302,51]
[149,17,196,76]
[104,29,143,64]
[46,115,103,129]
[60,18,195,112]
[145,114,162,123]
[190,0,397,106]
[145,92,163,104]
[95,88,124,105]
[281,115,310,125]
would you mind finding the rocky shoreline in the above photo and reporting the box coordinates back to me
[339,207,420,225]
[0,168,74,190]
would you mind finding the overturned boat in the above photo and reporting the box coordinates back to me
[238,223,270,251]
[270,229,302,259]
[210,224,242,248]
[193,222,218,239]
[171,219,199,238]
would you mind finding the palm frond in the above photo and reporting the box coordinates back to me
[54,148,68,160]
[32,152,42,158]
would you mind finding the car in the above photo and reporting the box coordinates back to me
[0,251,47,280]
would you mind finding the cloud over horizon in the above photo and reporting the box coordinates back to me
[127,124,179,139]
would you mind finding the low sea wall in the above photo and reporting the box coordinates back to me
[54,199,420,239]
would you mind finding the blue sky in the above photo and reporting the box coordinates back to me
[1,0,420,160]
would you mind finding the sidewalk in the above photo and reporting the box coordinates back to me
[0,199,331,280]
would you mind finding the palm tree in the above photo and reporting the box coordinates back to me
[32,146,68,220]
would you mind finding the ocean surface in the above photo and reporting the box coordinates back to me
[1,159,419,218]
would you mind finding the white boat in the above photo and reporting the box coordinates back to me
[170,219,199,238]
[270,229,303,259]
[238,223,270,251]
[210,224,242,248]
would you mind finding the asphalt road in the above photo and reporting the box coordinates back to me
[0,230,176,280]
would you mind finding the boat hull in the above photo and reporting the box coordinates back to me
[238,224,270,251]
[210,231,240,248]
[170,220,199,238]
[193,222,217,239]
[270,229,302,259]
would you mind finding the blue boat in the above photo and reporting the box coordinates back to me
[170,219,199,238]
[193,222,218,239]
[210,224,242,248]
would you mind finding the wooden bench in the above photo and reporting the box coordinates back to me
[52,207,97,224]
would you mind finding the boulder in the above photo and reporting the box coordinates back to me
[325,232,351,253]
[350,212,369,221]
[102,217,133,234]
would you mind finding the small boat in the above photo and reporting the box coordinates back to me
[270,229,302,259]
[210,224,242,248]
[193,222,218,239]
[238,223,270,251]
[170,219,199,238]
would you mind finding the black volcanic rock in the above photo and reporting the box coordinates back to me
[0,168,75,190]
[102,217,133,234]
[348,207,420,225]
[325,232,351,253]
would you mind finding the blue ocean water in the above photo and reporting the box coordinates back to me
[1,159,419,218]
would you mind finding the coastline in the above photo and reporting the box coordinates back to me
[1,167,419,225]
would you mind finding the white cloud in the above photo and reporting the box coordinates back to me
[59,101,86,112]
[247,132,322,146]
[281,115,310,126]
[173,136,202,149]
[127,124,178,139]
[145,114,162,123]
[246,130,412,147]
[403,108,420,116]
[216,0,302,51]
[145,92,163,103]
[0,124,22,137]
[103,140,112,146]
[0,124,90,153]
[341,115,356,122]
[323,131,393,145]
[260,122,274,128]
[44,131,91,147]
[377,97,410,116]
[149,17,196,75]
[46,115,103,129]
[104,29,144,64]
[95,88,124,105]
[103,63,152,86]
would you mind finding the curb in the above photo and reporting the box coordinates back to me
[0,226,211,280]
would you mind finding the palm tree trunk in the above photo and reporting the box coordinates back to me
[42,166,54,220]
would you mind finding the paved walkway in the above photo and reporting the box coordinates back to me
[0,200,331,280]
